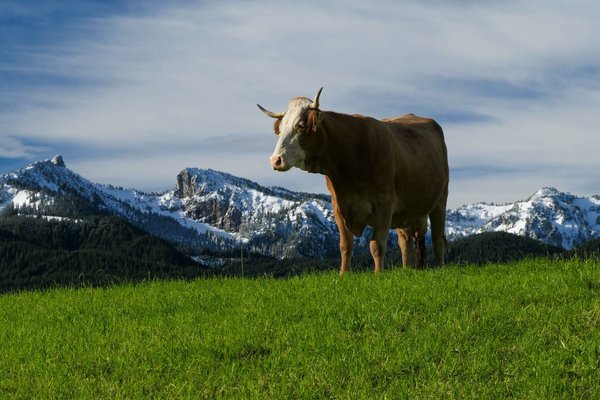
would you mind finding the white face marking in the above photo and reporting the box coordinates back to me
[271,97,312,170]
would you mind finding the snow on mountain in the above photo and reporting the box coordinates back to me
[447,187,600,249]
[2,155,599,256]
[168,167,338,257]
[0,156,340,258]
[0,157,237,252]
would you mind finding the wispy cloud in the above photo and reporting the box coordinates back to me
[1,0,599,207]
[0,136,48,158]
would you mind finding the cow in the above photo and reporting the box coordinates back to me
[258,88,449,274]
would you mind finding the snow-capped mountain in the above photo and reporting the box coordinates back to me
[0,156,340,258]
[166,167,339,257]
[0,155,238,251]
[447,187,600,249]
[1,156,599,256]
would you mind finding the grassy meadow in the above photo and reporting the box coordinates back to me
[1,258,599,399]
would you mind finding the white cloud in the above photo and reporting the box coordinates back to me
[0,137,48,158]
[1,0,600,208]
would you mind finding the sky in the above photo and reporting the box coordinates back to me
[1,0,599,208]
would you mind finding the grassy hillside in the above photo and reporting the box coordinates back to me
[1,258,599,399]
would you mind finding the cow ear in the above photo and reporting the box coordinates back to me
[273,119,282,136]
[307,110,320,133]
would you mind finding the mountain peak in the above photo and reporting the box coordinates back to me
[175,168,241,198]
[530,186,561,200]
[26,155,66,171]
[51,155,65,167]
[175,168,268,199]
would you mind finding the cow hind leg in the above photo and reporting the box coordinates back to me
[396,229,414,269]
[415,218,428,269]
[429,202,447,266]
[415,232,427,269]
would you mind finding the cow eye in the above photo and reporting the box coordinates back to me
[297,121,306,129]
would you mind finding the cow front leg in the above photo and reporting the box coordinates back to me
[326,176,354,275]
[332,201,353,275]
[396,228,414,269]
[370,231,387,273]
[370,209,393,273]
[338,224,353,275]
[370,224,391,273]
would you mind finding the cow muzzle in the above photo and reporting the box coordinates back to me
[270,155,291,171]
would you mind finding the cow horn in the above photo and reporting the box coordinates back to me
[310,87,323,109]
[257,104,285,119]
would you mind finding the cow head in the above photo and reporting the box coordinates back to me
[258,87,323,172]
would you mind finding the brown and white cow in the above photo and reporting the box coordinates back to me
[258,88,449,273]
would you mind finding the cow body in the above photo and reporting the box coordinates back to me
[259,90,449,273]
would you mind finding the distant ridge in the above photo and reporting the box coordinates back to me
[2,156,600,258]
[446,187,600,249]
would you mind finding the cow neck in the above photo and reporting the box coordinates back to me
[316,111,362,194]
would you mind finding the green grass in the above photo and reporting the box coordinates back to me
[1,259,600,399]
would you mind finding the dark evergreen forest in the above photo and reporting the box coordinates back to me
[445,231,564,264]
[1,213,597,292]
[0,216,210,293]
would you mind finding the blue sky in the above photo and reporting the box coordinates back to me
[1,0,599,208]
